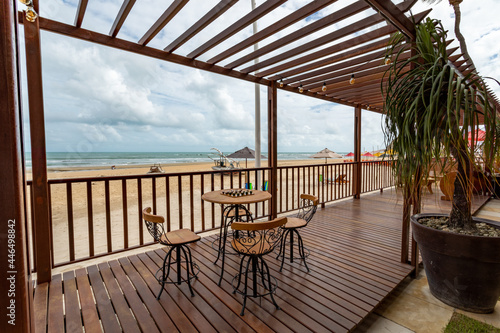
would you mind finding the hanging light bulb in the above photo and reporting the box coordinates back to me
[384,57,391,65]
[349,74,355,85]
[25,6,38,22]
[322,82,327,92]
[279,79,284,88]
[367,105,371,110]
[19,0,32,5]
[299,84,304,93]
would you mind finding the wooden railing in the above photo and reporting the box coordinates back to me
[27,168,271,268]
[360,161,396,194]
[26,161,395,269]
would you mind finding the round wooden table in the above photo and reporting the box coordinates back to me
[201,189,271,286]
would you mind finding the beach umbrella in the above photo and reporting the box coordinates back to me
[374,152,383,157]
[468,129,486,145]
[345,152,354,157]
[310,148,343,163]
[362,152,374,157]
[227,147,266,168]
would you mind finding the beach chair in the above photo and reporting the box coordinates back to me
[333,174,349,184]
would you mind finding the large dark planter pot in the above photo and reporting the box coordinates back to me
[411,213,500,313]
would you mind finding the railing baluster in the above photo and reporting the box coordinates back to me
[166,176,171,232]
[29,186,37,271]
[190,174,194,231]
[152,177,157,215]
[137,178,143,245]
[201,174,205,231]
[122,179,128,249]
[86,180,95,257]
[211,173,215,229]
[105,180,112,252]
[66,183,75,262]
[178,176,183,229]
[279,168,283,213]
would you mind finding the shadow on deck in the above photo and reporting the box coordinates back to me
[33,188,490,332]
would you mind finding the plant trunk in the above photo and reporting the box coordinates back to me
[449,145,473,229]
[450,0,476,71]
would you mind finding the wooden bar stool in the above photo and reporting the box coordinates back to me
[231,217,287,316]
[143,207,201,299]
[277,194,319,272]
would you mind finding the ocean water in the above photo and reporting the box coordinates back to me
[25,151,350,169]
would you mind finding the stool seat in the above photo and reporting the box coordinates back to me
[160,229,200,245]
[282,217,307,229]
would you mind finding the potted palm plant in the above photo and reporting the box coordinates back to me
[383,17,500,313]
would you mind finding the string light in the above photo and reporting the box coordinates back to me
[384,56,391,65]
[349,74,355,85]
[299,84,304,93]
[367,105,371,110]
[279,79,284,88]
[322,82,327,92]
[19,0,38,22]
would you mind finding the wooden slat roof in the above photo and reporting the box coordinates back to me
[21,0,500,112]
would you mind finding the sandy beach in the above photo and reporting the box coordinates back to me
[26,157,385,265]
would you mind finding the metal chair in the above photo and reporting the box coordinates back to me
[230,217,287,316]
[277,194,319,272]
[142,207,201,299]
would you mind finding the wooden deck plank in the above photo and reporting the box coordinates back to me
[147,248,297,333]
[97,262,142,333]
[129,252,222,333]
[35,189,421,333]
[62,271,83,333]
[117,257,179,333]
[47,274,64,333]
[136,251,226,333]
[74,268,102,332]
[86,265,122,333]
[190,241,347,333]
[108,260,161,333]
[33,282,48,333]
[176,245,319,333]
[124,254,199,333]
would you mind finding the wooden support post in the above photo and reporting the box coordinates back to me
[0,0,33,330]
[268,81,278,219]
[24,2,52,283]
[353,105,362,199]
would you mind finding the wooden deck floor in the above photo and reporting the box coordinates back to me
[33,188,490,332]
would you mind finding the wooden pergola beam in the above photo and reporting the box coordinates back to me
[22,15,270,86]
[283,44,392,85]
[268,36,392,81]
[164,0,238,53]
[74,0,89,28]
[138,0,189,46]
[207,0,333,64]
[293,52,409,89]
[109,0,136,37]
[364,0,417,38]
[186,0,288,59]
[228,0,371,70]
[255,10,430,77]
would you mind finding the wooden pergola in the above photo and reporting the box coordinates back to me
[2,1,497,331]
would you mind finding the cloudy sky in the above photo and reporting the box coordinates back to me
[20,0,500,154]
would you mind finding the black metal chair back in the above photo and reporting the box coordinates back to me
[296,194,319,224]
[143,207,171,245]
[231,217,287,256]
